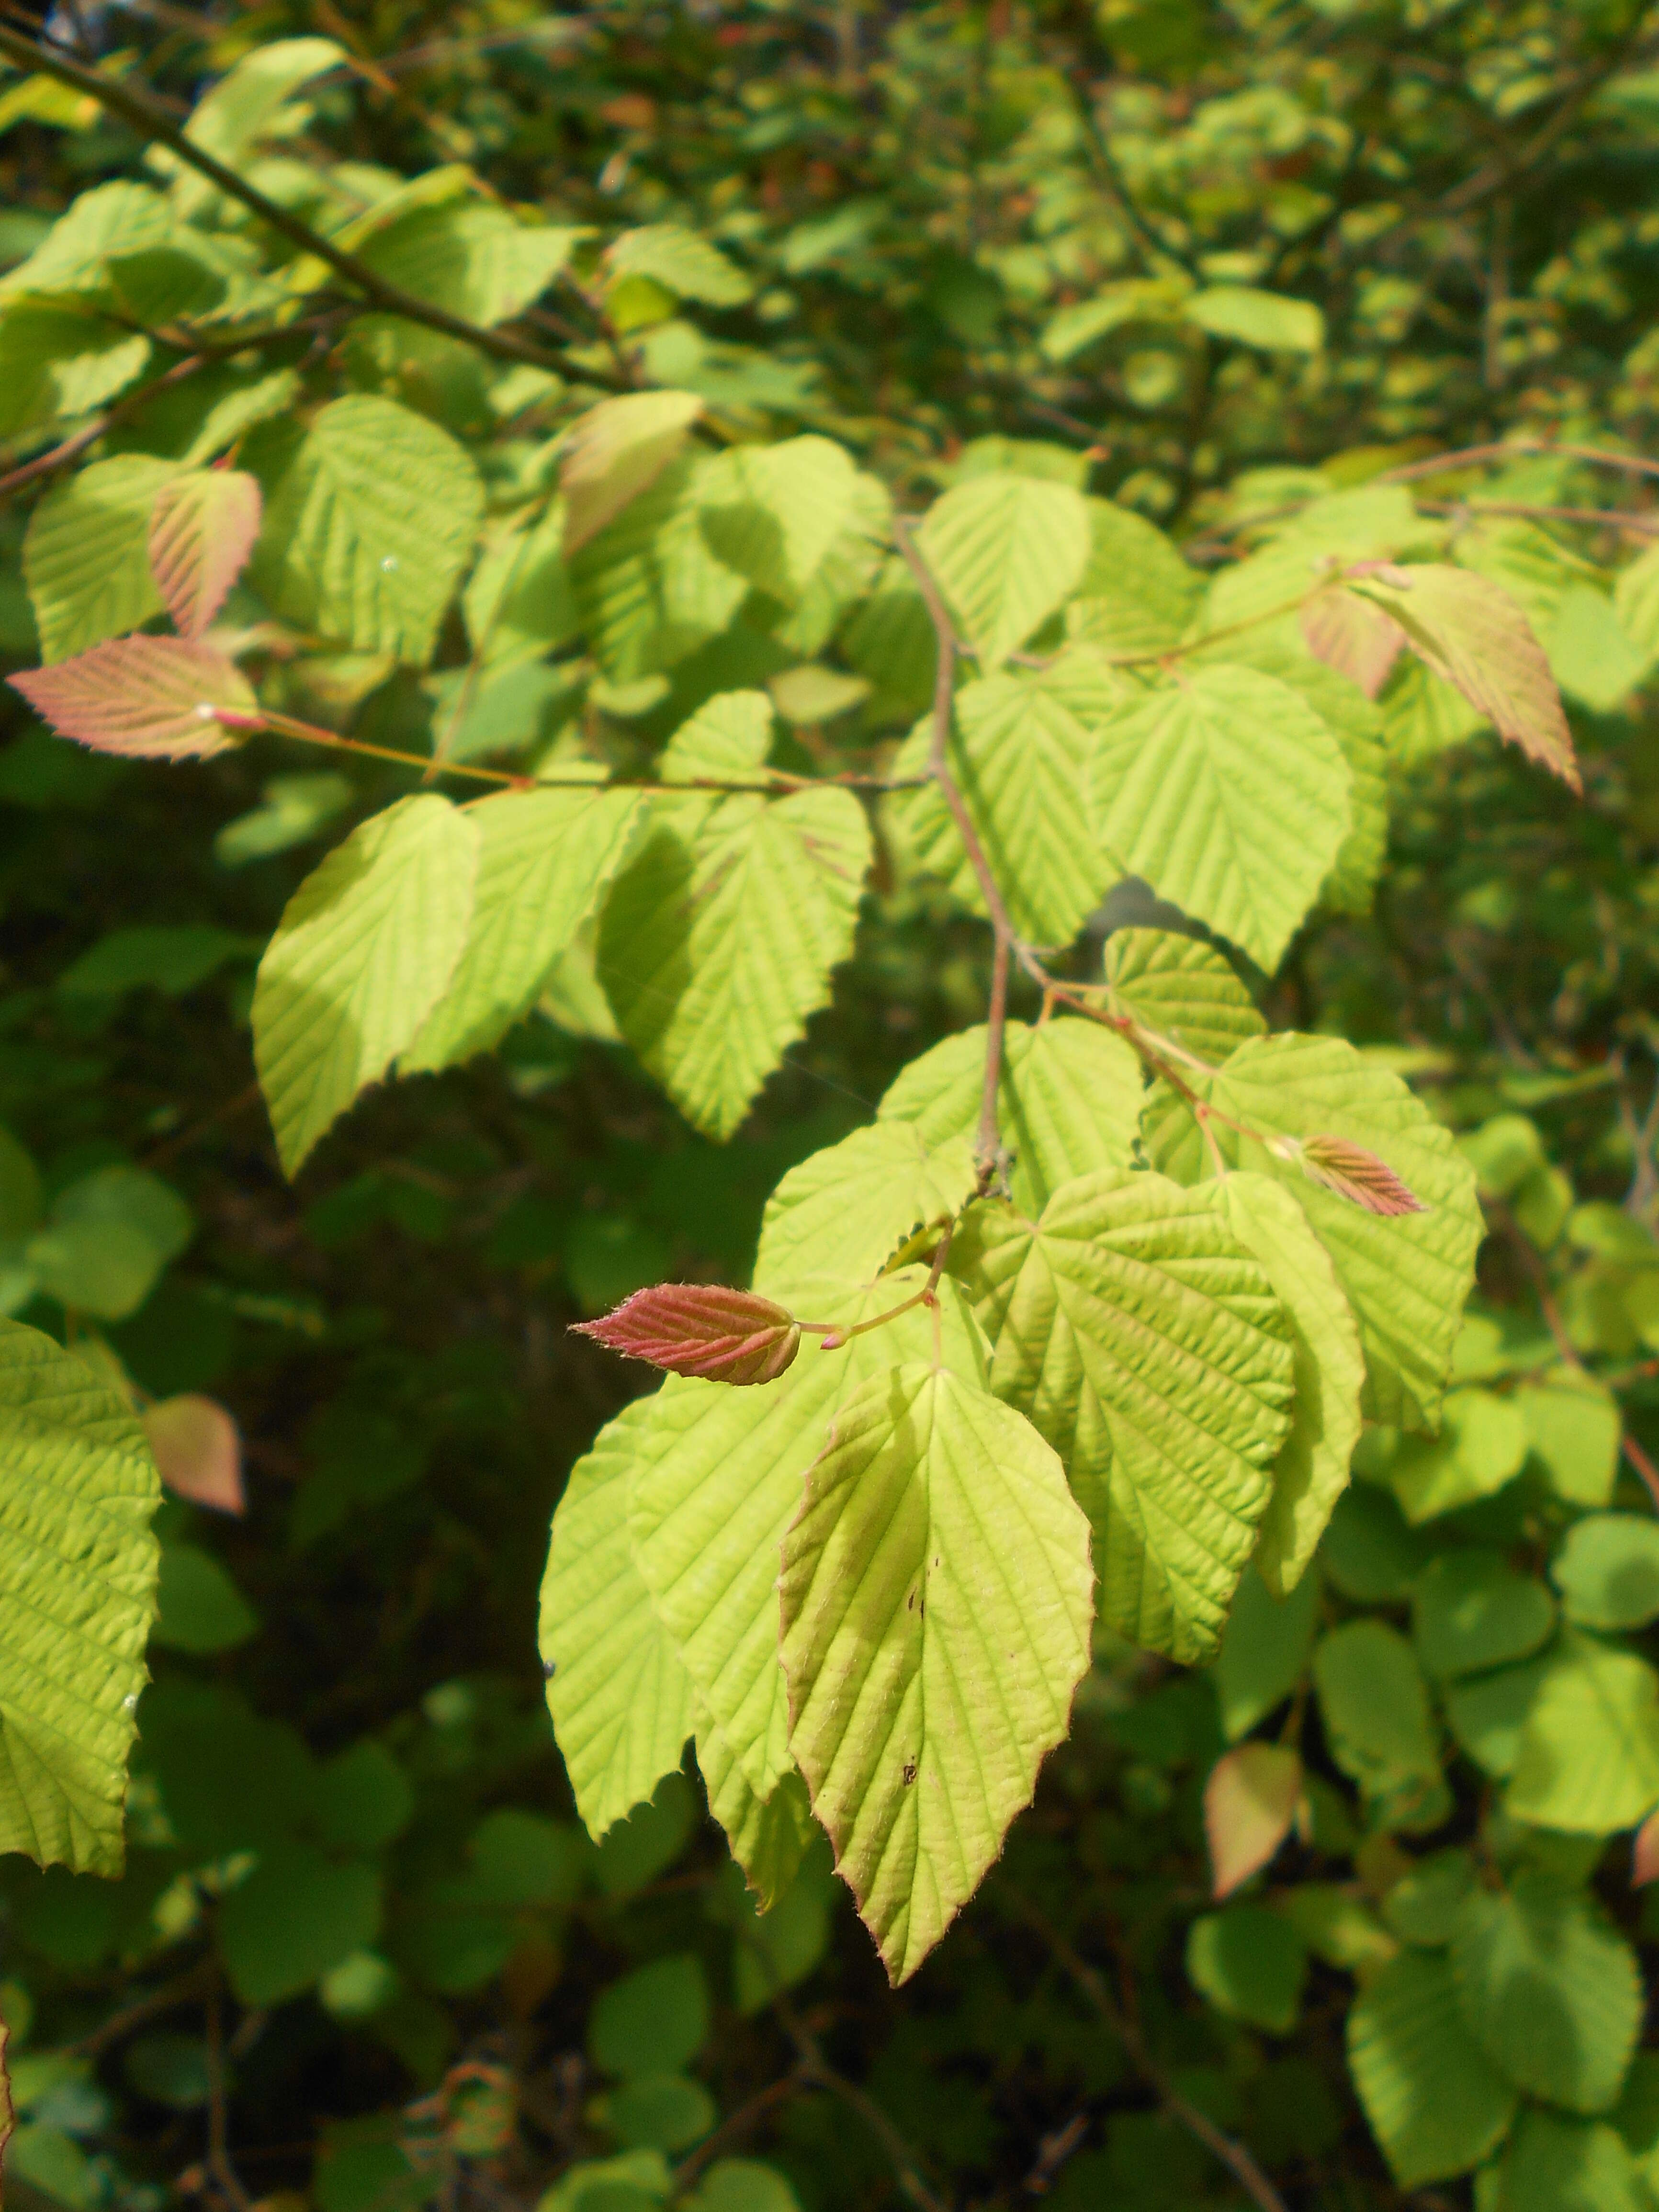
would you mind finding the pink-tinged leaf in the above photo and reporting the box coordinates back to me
[573,1282,801,1385]
[1295,1133,1428,1218]
[149,468,263,638]
[1300,588,1407,699]
[143,1393,245,1514]
[8,635,260,759]
[1206,1743,1303,1899]
[1354,563,1580,790]
[1634,1806,1659,1887]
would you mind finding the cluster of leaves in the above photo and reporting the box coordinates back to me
[2,4,1659,2211]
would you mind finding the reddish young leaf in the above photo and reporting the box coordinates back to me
[143,1393,245,1514]
[1354,563,1580,790]
[1633,1806,1659,1888]
[574,1283,801,1385]
[1205,1742,1303,1899]
[1300,587,1407,700]
[9,635,260,759]
[1295,1133,1427,1219]
[149,468,263,638]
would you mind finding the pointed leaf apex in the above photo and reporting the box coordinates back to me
[149,469,263,638]
[1205,1742,1303,1898]
[1297,1133,1428,1218]
[573,1283,801,1385]
[9,636,259,759]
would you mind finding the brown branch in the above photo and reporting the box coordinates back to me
[204,1986,251,2212]
[669,2071,804,2193]
[70,1960,218,2057]
[1002,1892,1288,2212]
[0,352,212,497]
[1419,498,1659,537]
[890,516,1020,1177]
[770,1993,952,2212]
[0,21,608,385]
[251,709,927,796]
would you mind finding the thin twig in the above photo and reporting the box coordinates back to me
[71,1960,218,2057]
[1002,1892,1288,2212]
[1626,1433,1659,1517]
[669,2071,804,2193]
[771,1993,951,2212]
[0,21,604,384]
[1419,498,1659,537]
[204,1986,251,2212]
[890,516,1022,1176]
[252,709,926,796]
[0,353,209,497]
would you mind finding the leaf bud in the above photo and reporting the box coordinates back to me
[1293,1133,1427,1218]
[573,1283,801,1385]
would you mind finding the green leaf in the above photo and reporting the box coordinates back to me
[1445,1657,1553,1781]
[1063,497,1202,658]
[0,181,174,299]
[1185,1905,1307,2032]
[699,436,860,608]
[1381,652,1488,765]
[253,795,480,1175]
[957,1168,1295,1660]
[1501,2110,1649,2212]
[754,1120,980,1298]
[23,455,176,664]
[1354,565,1579,790]
[877,1016,1142,1216]
[779,1363,1093,1981]
[1212,1564,1319,1742]
[1210,1172,1364,1595]
[0,302,149,443]
[628,1273,990,1796]
[598,694,870,1139]
[589,1954,711,2079]
[561,392,705,557]
[1212,636,1389,917]
[916,474,1091,667]
[1519,1373,1622,1508]
[1100,928,1264,1067]
[686,2162,803,2212]
[1347,1951,1519,2187]
[0,1319,159,1874]
[180,36,345,177]
[607,225,754,305]
[401,787,640,1074]
[250,395,484,665]
[1383,1848,1477,1945]
[1313,1621,1439,1795]
[696,1719,815,1912]
[1088,665,1353,970]
[570,452,748,682]
[463,503,580,669]
[1412,1550,1556,1680]
[1185,286,1323,352]
[1507,1638,1659,1835]
[219,1839,380,2006]
[1546,584,1647,714]
[540,1399,695,1842]
[356,203,579,327]
[1388,1388,1528,1524]
[27,1165,192,1321]
[1452,1871,1640,2115]
[888,651,1127,945]
[1550,1514,1659,1631]
[151,1542,260,1653]
[1142,1033,1485,1431]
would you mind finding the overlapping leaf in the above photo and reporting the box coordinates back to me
[877,1016,1142,1215]
[916,473,1090,667]
[253,795,480,1174]
[598,694,870,1139]
[780,1363,1093,1980]
[754,1121,980,1298]
[957,1168,1295,1660]
[561,391,705,557]
[540,1398,696,1841]
[147,467,262,639]
[0,1319,160,1875]
[627,1274,989,1796]
[1100,928,1265,1067]
[10,636,257,759]
[888,651,1127,944]
[23,454,177,663]
[402,786,640,1073]
[1088,664,1353,970]
[1143,1033,1484,1430]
